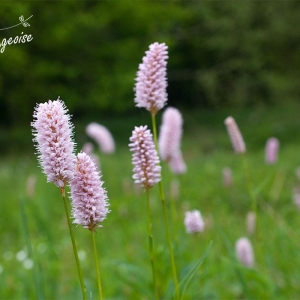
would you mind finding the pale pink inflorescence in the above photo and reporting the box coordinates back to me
[235,237,254,268]
[169,150,187,174]
[224,116,246,154]
[129,125,161,189]
[70,152,110,231]
[134,42,168,115]
[265,137,279,164]
[159,107,183,160]
[86,122,115,154]
[31,98,76,188]
[184,210,205,233]
[82,142,94,155]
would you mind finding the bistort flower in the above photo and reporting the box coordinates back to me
[235,237,254,268]
[134,42,168,115]
[158,107,183,161]
[265,137,279,164]
[224,116,246,154]
[86,122,115,154]
[70,152,110,231]
[184,210,205,233]
[31,98,75,188]
[169,150,187,174]
[129,125,161,189]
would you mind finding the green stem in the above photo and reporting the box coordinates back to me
[151,113,180,299]
[240,155,267,277]
[61,187,87,300]
[146,189,159,299]
[91,231,103,300]
[241,154,257,213]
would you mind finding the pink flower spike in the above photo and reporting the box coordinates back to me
[265,137,279,164]
[31,98,76,188]
[159,107,183,162]
[169,150,187,174]
[86,123,115,154]
[129,125,161,189]
[134,42,168,115]
[70,152,110,231]
[224,116,246,154]
[235,237,254,268]
[184,210,205,233]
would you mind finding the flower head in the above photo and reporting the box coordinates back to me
[159,107,183,161]
[31,98,75,188]
[235,237,254,268]
[129,125,161,189]
[224,116,246,154]
[86,122,115,154]
[184,210,205,233]
[265,137,279,164]
[169,150,187,174]
[134,42,168,115]
[70,152,110,231]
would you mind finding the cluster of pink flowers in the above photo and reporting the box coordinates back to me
[158,107,186,174]
[129,125,161,189]
[184,210,205,233]
[134,42,168,115]
[265,137,279,164]
[86,122,115,154]
[70,152,110,231]
[32,98,109,229]
[31,98,76,188]
[224,116,246,154]
[235,237,254,268]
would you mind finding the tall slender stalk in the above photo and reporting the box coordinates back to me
[91,231,103,300]
[240,155,267,274]
[151,113,180,299]
[60,187,87,300]
[241,154,257,213]
[146,189,159,299]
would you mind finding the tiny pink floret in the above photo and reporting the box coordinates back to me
[31,98,76,188]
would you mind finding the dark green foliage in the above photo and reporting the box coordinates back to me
[1,1,300,128]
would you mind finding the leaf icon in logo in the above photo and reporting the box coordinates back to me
[19,15,30,27]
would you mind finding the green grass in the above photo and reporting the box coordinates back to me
[1,102,300,299]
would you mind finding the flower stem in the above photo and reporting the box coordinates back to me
[91,230,103,300]
[151,113,180,299]
[60,187,87,300]
[146,189,159,299]
[241,154,257,213]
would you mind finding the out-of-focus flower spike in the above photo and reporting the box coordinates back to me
[235,237,254,268]
[265,137,279,164]
[184,210,205,233]
[224,116,246,154]
[86,123,115,154]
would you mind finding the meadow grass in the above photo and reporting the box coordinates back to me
[1,102,300,299]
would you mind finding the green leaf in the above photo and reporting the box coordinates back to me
[179,241,212,300]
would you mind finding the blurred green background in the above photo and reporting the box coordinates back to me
[1,2,300,299]
[1,1,300,151]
